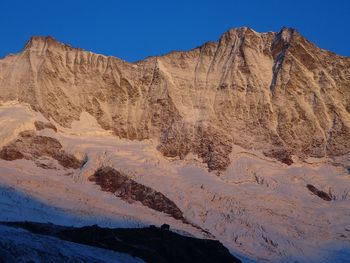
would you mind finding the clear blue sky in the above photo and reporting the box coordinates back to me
[0,0,349,62]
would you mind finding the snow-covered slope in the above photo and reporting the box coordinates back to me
[0,101,37,147]
[0,225,144,263]
[0,102,349,262]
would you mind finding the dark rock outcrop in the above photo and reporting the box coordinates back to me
[0,131,81,169]
[34,120,57,132]
[1,221,242,263]
[89,167,184,220]
[306,184,332,201]
[0,146,24,161]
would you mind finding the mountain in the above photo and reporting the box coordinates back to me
[1,27,349,170]
[0,27,349,262]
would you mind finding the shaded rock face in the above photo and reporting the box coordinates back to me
[263,148,293,165]
[1,27,350,170]
[0,147,24,161]
[34,120,57,132]
[89,167,184,220]
[0,131,81,169]
[1,221,242,263]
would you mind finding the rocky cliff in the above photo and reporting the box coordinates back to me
[1,27,349,170]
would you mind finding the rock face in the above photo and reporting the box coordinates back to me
[0,130,82,169]
[89,167,185,221]
[34,120,57,132]
[0,27,349,170]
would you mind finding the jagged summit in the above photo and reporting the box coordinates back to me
[23,35,71,52]
[21,27,306,61]
[1,27,350,171]
[25,35,57,46]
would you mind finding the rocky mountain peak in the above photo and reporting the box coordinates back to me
[23,35,73,53]
[218,26,261,46]
[1,27,349,171]
[276,27,297,42]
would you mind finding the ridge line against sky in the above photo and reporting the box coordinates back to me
[0,0,349,62]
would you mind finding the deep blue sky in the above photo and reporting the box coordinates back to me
[0,0,349,62]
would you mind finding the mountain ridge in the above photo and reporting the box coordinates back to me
[1,27,349,171]
[20,27,350,63]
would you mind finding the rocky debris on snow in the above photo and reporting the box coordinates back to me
[89,167,185,220]
[306,184,332,201]
[0,131,81,169]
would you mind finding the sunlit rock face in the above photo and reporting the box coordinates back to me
[0,28,350,263]
[1,27,349,171]
[0,130,82,169]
